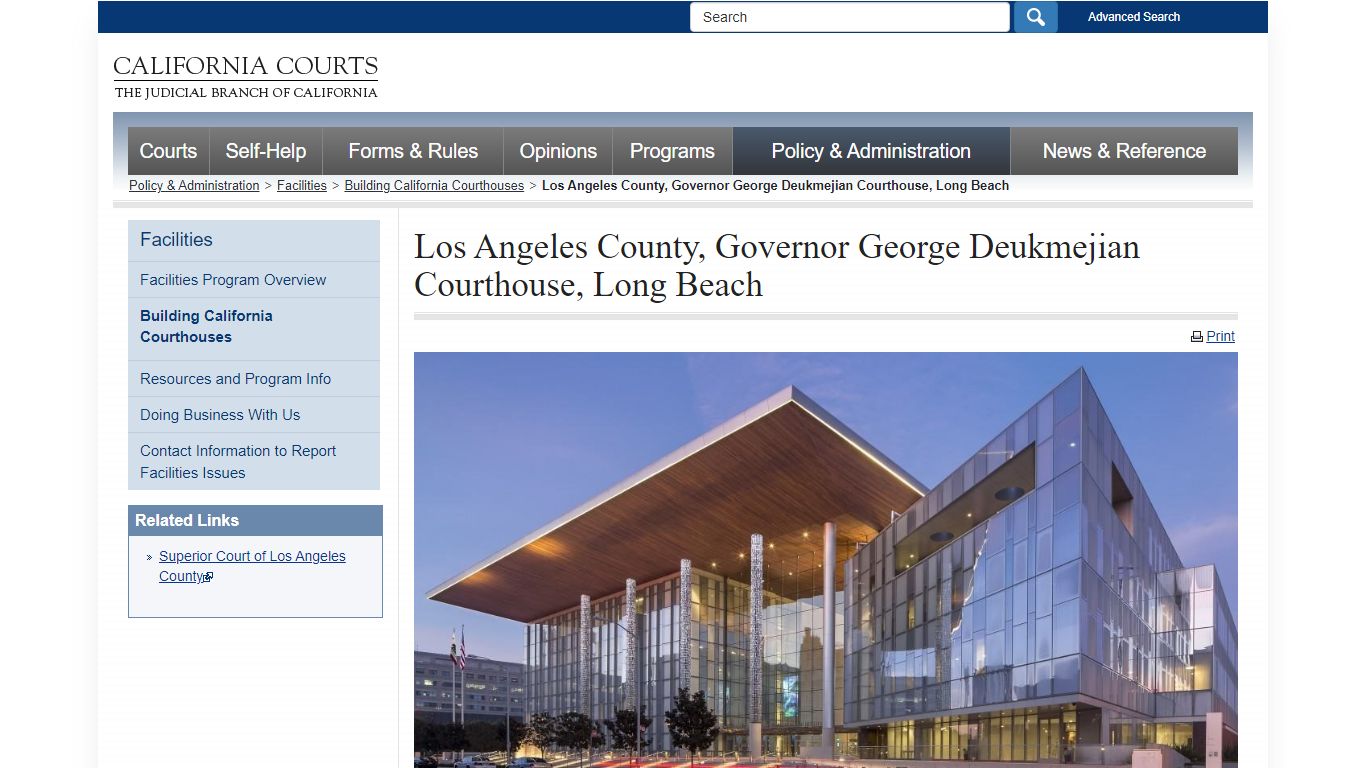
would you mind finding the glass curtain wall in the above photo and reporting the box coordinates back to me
[846,372,1091,732]
[1150,564,1238,732]
[845,371,1237,760]
[758,545,850,755]
[526,551,850,756]
[526,575,683,752]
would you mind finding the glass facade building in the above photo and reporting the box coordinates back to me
[844,371,1236,760]
[434,371,1236,761]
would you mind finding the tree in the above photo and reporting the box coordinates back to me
[606,708,652,755]
[664,688,719,765]
[439,723,470,754]
[525,712,556,757]
[415,719,441,755]
[554,711,596,763]
[415,718,469,756]
[500,718,528,755]
[466,720,503,752]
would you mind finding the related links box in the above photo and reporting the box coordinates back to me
[127,505,383,618]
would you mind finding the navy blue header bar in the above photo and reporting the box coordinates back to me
[100,1,1267,34]
[100,1,688,33]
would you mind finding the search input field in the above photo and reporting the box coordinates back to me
[689,2,1012,32]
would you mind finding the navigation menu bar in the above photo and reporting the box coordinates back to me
[127,125,1241,176]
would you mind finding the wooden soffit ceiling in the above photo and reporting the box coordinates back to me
[427,388,925,622]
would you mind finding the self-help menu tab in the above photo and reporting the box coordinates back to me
[128,220,379,489]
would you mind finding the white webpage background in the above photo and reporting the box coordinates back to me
[93,31,1266,768]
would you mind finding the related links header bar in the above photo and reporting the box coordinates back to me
[126,125,1239,177]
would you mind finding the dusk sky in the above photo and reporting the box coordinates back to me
[414,353,1237,663]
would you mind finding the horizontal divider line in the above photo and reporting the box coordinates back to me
[414,311,1239,321]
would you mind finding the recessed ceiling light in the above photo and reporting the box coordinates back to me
[994,486,1027,501]
[930,531,954,542]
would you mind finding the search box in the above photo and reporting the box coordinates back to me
[690,2,1011,32]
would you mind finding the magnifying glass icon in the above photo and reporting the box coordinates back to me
[1026,6,1046,27]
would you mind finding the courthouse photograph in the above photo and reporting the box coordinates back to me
[415,353,1237,764]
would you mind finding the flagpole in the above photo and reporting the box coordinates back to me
[461,624,467,761]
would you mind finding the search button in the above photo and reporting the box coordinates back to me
[1013,1,1057,32]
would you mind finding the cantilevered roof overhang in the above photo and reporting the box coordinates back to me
[426,386,926,622]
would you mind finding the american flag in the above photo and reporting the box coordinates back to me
[451,628,467,670]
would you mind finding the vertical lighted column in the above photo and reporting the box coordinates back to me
[679,559,692,693]
[748,534,764,759]
[820,522,837,757]
[579,594,591,715]
[1205,712,1224,768]
[625,578,637,710]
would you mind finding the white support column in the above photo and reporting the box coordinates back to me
[579,594,591,715]
[748,534,764,759]
[625,579,637,710]
[818,521,837,758]
[678,560,692,693]
[1205,712,1224,768]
